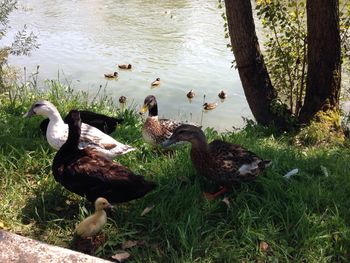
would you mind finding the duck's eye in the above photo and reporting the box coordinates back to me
[34,103,43,108]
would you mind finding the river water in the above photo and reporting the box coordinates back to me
[5,0,252,131]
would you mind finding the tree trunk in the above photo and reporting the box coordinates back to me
[299,0,341,123]
[224,0,287,127]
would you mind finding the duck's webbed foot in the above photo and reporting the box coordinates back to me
[203,186,228,200]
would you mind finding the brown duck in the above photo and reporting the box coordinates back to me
[139,95,182,146]
[162,124,272,199]
[52,110,156,203]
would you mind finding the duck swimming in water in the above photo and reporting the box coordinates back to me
[118,64,132,69]
[104,72,118,79]
[151,78,160,86]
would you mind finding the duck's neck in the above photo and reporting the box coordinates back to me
[94,209,107,219]
[61,121,81,151]
[148,104,158,117]
[189,135,214,175]
[46,108,65,124]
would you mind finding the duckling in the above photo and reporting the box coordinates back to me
[75,197,113,238]
[162,124,272,199]
[39,110,124,136]
[203,102,218,110]
[118,64,132,70]
[24,100,135,159]
[139,95,182,146]
[119,96,127,104]
[187,89,195,99]
[52,110,157,203]
[104,72,118,79]
[151,78,160,86]
[218,90,227,100]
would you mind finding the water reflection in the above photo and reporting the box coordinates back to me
[6,0,252,131]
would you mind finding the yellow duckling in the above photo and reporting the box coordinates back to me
[203,102,218,111]
[151,78,161,86]
[118,64,132,69]
[75,197,113,238]
[119,95,127,104]
[187,89,195,99]
[104,72,118,79]
[218,90,227,100]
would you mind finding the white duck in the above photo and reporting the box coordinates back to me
[24,100,135,159]
[75,197,113,238]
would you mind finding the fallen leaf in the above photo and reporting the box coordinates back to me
[222,197,230,207]
[259,241,269,252]
[0,221,4,229]
[320,165,329,177]
[141,205,155,216]
[122,240,138,250]
[111,250,130,262]
[283,168,298,179]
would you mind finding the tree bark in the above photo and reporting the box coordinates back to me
[299,0,341,123]
[224,0,286,126]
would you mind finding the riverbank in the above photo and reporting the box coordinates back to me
[0,82,350,262]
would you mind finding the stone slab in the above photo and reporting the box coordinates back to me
[0,230,111,263]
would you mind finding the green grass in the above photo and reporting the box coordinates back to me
[1,81,350,262]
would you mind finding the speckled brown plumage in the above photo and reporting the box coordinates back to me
[52,110,156,203]
[163,124,271,189]
[140,95,182,146]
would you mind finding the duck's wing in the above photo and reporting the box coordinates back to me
[60,152,155,203]
[159,118,182,133]
[80,123,135,156]
[209,140,266,180]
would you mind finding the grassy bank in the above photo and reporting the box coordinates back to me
[1,81,350,262]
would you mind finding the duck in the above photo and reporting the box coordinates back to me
[39,110,124,136]
[52,110,157,203]
[119,96,127,104]
[118,64,132,70]
[187,89,195,99]
[203,102,218,110]
[104,72,118,79]
[218,90,227,100]
[24,100,135,159]
[162,124,272,199]
[75,197,113,238]
[139,95,182,146]
[151,78,160,86]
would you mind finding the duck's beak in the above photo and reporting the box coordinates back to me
[161,137,177,148]
[139,104,148,114]
[23,108,35,118]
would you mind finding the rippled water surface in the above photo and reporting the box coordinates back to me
[5,0,252,131]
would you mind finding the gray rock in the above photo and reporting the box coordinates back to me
[0,230,111,263]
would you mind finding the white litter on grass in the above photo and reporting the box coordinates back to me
[283,168,299,179]
[320,165,329,177]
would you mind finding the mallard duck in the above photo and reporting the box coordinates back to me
[139,95,182,146]
[52,110,157,203]
[118,64,132,69]
[162,124,272,199]
[203,102,218,110]
[119,96,127,104]
[218,90,227,100]
[187,89,195,99]
[75,197,113,238]
[151,78,160,86]
[104,72,118,79]
[39,110,124,136]
[24,100,135,159]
